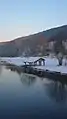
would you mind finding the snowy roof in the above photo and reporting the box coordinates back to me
[22,57,45,63]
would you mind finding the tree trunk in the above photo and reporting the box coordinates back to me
[58,58,63,66]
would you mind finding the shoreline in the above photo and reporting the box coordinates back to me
[3,63,67,83]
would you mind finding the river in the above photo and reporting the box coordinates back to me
[0,65,67,119]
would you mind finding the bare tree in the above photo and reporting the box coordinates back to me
[57,52,63,66]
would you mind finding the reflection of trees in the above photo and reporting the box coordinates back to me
[6,66,22,75]
[46,81,67,103]
[20,73,36,86]
[0,65,3,75]
[6,66,36,86]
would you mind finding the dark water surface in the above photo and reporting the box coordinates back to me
[0,65,67,119]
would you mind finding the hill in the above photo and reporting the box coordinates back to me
[0,25,67,57]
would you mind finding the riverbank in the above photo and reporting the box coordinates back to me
[1,56,67,74]
[4,63,67,83]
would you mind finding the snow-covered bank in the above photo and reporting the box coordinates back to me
[1,57,24,66]
[1,56,67,74]
[34,57,67,74]
[1,57,44,66]
[34,66,67,74]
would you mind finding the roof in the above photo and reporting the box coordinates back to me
[22,57,45,63]
[34,58,45,63]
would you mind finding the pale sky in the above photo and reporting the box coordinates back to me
[0,0,67,42]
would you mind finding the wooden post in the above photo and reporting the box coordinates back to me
[34,62,37,66]
[39,60,41,66]
[24,62,26,65]
[43,60,45,66]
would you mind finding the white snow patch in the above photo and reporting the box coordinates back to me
[1,56,67,74]
[34,66,67,74]
[1,57,44,66]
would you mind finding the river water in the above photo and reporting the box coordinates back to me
[0,65,67,119]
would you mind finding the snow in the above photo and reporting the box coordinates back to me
[45,57,58,66]
[35,57,67,73]
[1,56,67,74]
[1,57,24,66]
[34,57,67,74]
[35,66,67,74]
[1,57,44,66]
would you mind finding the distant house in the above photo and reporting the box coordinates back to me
[24,57,45,66]
[34,58,45,66]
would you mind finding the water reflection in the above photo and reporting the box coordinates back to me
[5,65,67,102]
[20,73,36,86]
[0,65,3,75]
[6,65,36,86]
[45,80,67,103]
[1,65,67,118]
[6,65,22,75]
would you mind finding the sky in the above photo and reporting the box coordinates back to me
[0,0,67,42]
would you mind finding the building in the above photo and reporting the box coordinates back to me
[24,57,45,66]
[34,58,45,66]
